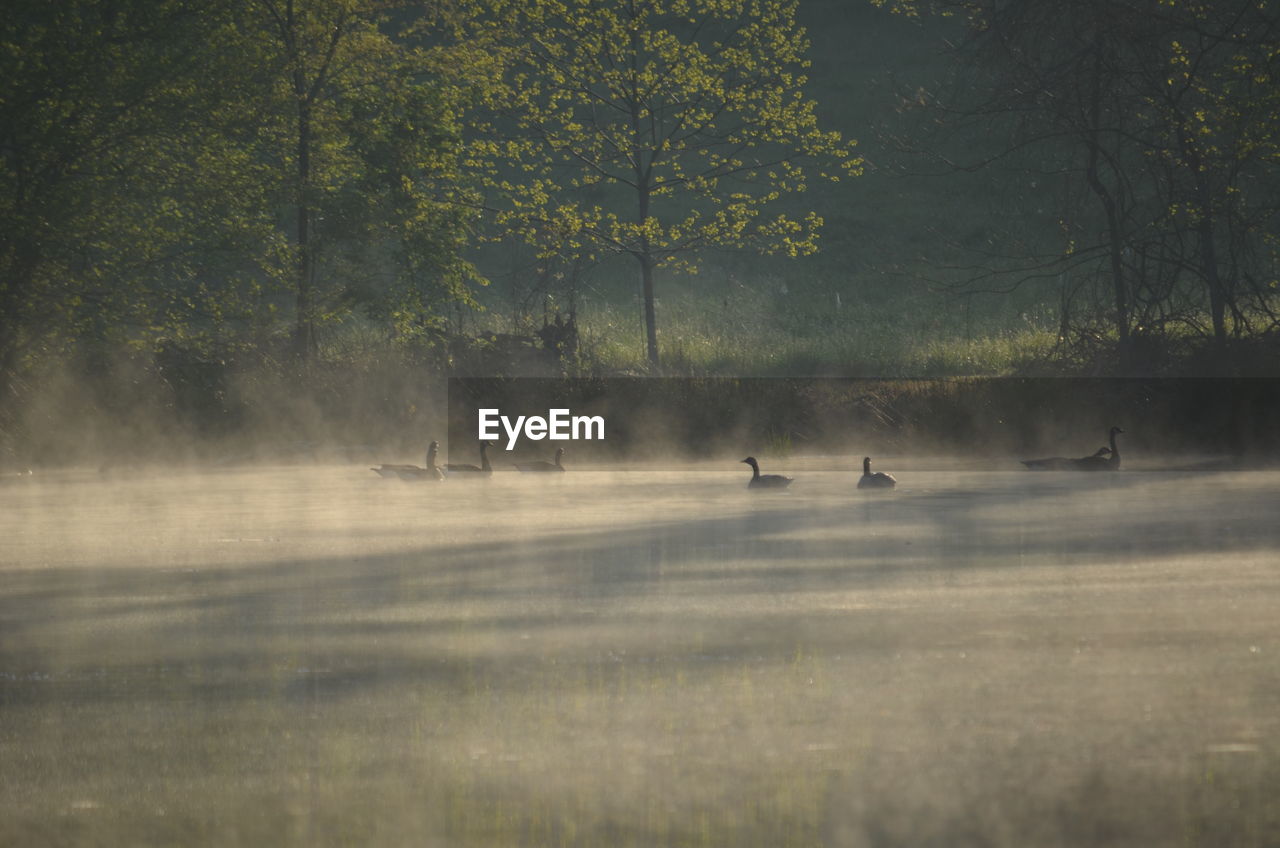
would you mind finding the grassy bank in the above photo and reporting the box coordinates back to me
[4,293,1280,470]
[561,270,1065,378]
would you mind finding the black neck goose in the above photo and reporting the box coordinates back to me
[395,441,444,481]
[741,456,793,489]
[1097,426,1123,470]
[445,441,493,475]
[857,456,897,489]
[1022,427,1123,471]
[514,448,565,472]
[372,440,443,480]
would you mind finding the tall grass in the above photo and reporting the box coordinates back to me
[574,280,1061,377]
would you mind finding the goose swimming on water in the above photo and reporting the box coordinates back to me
[445,441,493,476]
[857,456,897,489]
[741,456,793,489]
[514,447,565,472]
[372,441,443,481]
[1082,427,1123,470]
[1021,427,1123,471]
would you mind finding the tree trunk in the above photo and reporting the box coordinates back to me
[1084,149,1131,354]
[294,87,315,361]
[637,252,659,369]
[636,173,659,369]
[0,245,39,423]
[1177,125,1228,350]
[1083,44,1129,356]
[1195,195,1228,350]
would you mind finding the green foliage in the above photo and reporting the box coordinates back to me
[0,0,259,383]
[460,0,860,367]
[0,0,488,423]
[230,0,486,357]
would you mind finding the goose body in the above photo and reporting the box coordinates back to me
[1020,447,1108,471]
[395,464,443,482]
[514,447,565,472]
[371,464,415,478]
[1082,427,1123,470]
[741,456,792,489]
[857,456,897,489]
[445,441,493,476]
[372,441,443,481]
[1021,427,1123,471]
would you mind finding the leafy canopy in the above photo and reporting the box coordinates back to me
[466,0,861,268]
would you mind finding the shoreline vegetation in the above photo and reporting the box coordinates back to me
[5,332,1279,469]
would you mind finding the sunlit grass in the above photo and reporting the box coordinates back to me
[297,270,1275,380]
[575,287,1060,377]
[907,327,1061,375]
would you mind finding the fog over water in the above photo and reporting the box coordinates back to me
[3,461,1279,845]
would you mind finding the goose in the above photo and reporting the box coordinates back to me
[741,456,792,489]
[857,456,897,489]
[514,447,565,472]
[1022,427,1123,471]
[1082,427,1123,471]
[445,441,493,476]
[395,462,443,482]
[1022,446,1110,471]
[372,441,443,480]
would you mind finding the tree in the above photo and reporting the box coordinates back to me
[464,0,859,369]
[1,0,490,451]
[931,0,1154,352]
[1137,3,1280,347]
[872,0,1280,362]
[0,0,260,412]
[241,0,482,361]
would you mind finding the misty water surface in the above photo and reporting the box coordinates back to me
[3,462,1279,846]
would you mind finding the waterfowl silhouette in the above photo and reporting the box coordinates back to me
[445,441,493,475]
[1022,427,1123,471]
[1083,427,1123,470]
[857,456,897,489]
[372,441,443,480]
[395,461,443,482]
[514,447,565,472]
[741,456,792,489]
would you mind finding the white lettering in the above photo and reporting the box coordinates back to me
[548,408,570,439]
[480,409,606,449]
[478,408,500,441]
[501,415,525,451]
[572,415,605,440]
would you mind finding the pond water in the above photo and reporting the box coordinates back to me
[3,461,1279,846]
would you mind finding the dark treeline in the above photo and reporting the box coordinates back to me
[876,0,1280,371]
[3,1,1279,464]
